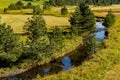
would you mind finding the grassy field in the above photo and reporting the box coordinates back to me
[33,15,120,80]
[0,14,70,33]
[1,4,120,34]
[91,5,120,17]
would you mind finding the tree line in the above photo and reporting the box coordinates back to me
[4,0,33,12]
[49,0,120,6]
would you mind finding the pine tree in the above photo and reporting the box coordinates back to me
[61,6,68,15]
[25,2,33,9]
[33,6,42,15]
[16,0,24,9]
[43,1,51,10]
[49,27,64,53]
[69,2,95,35]
[0,22,23,63]
[103,10,115,28]
[8,3,17,10]
[24,14,50,60]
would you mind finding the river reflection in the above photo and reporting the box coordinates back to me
[96,22,106,42]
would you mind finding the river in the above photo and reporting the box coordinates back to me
[2,22,106,80]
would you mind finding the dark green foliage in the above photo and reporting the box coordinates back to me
[0,23,23,63]
[3,8,7,13]
[103,10,115,27]
[15,0,24,9]
[7,1,34,10]
[69,2,95,35]
[25,2,33,9]
[8,3,17,10]
[71,25,78,36]
[24,15,47,41]
[49,0,79,6]
[82,36,96,54]
[49,0,56,6]
[49,27,64,53]
[61,6,68,15]
[24,0,33,1]
[49,0,120,6]
[7,1,24,10]
[43,1,51,10]
[24,14,50,60]
[33,6,42,15]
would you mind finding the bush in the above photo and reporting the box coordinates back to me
[43,1,51,10]
[33,6,42,15]
[103,10,115,28]
[61,6,68,15]
[8,3,17,10]
[25,2,33,9]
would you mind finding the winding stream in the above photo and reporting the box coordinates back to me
[2,22,106,80]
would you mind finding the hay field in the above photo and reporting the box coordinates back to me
[0,14,70,33]
[91,5,120,17]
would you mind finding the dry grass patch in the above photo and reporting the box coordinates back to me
[0,14,70,33]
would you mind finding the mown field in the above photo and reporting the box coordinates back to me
[0,14,70,33]
[91,5,120,17]
[33,15,120,80]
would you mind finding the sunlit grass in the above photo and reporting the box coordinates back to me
[0,0,45,9]
[0,14,70,33]
[33,16,120,80]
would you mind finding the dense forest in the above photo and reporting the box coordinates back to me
[49,0,120,6]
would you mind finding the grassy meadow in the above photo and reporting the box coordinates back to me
[33,15,120,80]
[1,4,120,34]
[0,14,70,33]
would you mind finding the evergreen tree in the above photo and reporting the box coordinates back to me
[69,2,95,35]
[25,2,33,9]
[103,10,115,27]
[24,14,50,60]
[15,0,24,9]
[8,3,17,10]
[82,35,96,54]
[33,6,42,15]
[49,27,64,53]
[49,0,120,6]
[61,6,68,15]
[0,22,23,63]
[3,8,7,13]
[49,0,56,6]
[43,1,51,10]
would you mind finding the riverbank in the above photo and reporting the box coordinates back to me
[0,35,82,78]
[0,21,104,79]
[33,16,120,80]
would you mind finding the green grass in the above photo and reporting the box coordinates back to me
[33,16,120,80]
[0,0,48,10]
[0,0,19,9]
